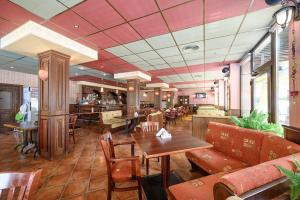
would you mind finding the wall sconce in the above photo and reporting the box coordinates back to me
[128,86,134,91]
[100,87,104,93]
[167,93,171,97]
[155,91,159,96]
[143,92,147,97]
[38,69,48,81]
[116,89,118,94]
[269,0,300,29]
[163,95,167,99]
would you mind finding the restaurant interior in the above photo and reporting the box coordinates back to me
[0,0,300,199]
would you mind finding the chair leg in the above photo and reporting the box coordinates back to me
[142,155,145,166]
[107,182,112,200]
[146,158,149,175]
[137,177,142,200]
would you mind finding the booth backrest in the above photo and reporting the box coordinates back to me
[206,122,300,166]
[217,152,300,196]
[100,110,122,124]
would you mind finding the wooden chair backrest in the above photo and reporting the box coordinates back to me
[69,114,78,129]
[147,112,164,129]
[0,169,42,200]
[140,122,159,133]
[99,132,114,178]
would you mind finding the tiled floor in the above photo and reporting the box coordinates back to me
[0,116,203,200]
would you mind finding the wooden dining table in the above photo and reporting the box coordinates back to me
[131,131,212,199]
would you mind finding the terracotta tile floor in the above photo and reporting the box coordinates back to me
[0,116,203,200]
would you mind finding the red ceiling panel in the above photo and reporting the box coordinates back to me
[172,80,215,85]
[42,21,80,39]
[162,0,203,31]
[0,20,18,37]
[104,23,141,44]
[205,0,249,23]
[72,0,124,30]
[86,32,119,49]
[130,13,169,38]
[0,0,42,25]
[156,0,192,10]
[99,50,118,60]
[249,0,269,12]
[108,0,158,20]
[51,10,98,37]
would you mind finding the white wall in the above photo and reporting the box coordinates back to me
[0,69,81,104]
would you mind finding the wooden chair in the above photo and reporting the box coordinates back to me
[140,122,160,175]
[0,169,42,200]
[99,132,142,200]
[69,114,78,144]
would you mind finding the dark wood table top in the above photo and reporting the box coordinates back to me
[3,121,38,131]
[131,132,212,158]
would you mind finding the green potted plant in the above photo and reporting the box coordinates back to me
[276,158,300,200]
[230,110,284,137]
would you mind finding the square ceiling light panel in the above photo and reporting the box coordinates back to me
[10,0,83,19]
[124,40,153,54]
[173,26,203,45]
[0,21,98,65]
[146,33,176,49]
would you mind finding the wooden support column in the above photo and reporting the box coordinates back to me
[127,79,140,117]
[38,50,70,160]
[154,88,162,109]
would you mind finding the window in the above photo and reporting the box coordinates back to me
[276,28,289,124]
[241,56,252,116]
[253,73,269,113]
[253,35,271,71]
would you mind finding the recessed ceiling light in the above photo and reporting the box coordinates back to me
[102,73,106,76]
[74,24,79,29]
[10,66,14,69]
[75,72,79,76]
[78,66,85,70]
[182,44,200,53]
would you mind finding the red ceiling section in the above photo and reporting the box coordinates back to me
[130,13,169,38]
[108,0,158,21]
[205,0,250,23]
[42,21,80,39]
[104,23,141,44]
[72,0,124,30]
[99,50,118,60]
[50,10,98,37]
[156,0,192,10]
[0,20,18,37]
[162,0,203,31]
[0,0,42,24]
[86,32,119,49]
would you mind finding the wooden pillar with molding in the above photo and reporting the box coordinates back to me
[127,79,140,117]
[38,50,70,160]
[154,88,162,109]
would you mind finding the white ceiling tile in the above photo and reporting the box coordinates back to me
[154,63,170,69]
[183,52,203,61]
[233,30,266,47]
[202,70,224,80]
[164,55,184,63]
[136,65,156,71]
[229,45,252,55]
[106,45,132,57]
[156,46,180,57]
[173,26,203,45]
[225,53,245,61]
[204,56,225,64]
[147,58,166,65]
[179,41,204,55]
[241,6,280,32]
[186,59,204,66]
[58,0,84,8]
[205,48,228,58]
[123,40,153,53]
[169,61,186,68]
[205,16,243,39]
[134,61,152,68]
[206,35,234,50]
[10,0,67,19]
[137,51,160,60]
[179,73,193,81]
[120,54,143,63]
[146,33,176,49]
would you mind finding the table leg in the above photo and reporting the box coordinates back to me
[21,130,28,153]
[125,119,129,134]
[161,155,170,191]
